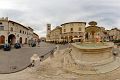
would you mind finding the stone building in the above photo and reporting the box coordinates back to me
[61,22,86,42]
[0,17,38,45]
[33,32,39,42]
[49,26,62,43]
[46,25,62,43]
[46,24,51,42]
[46,22,86,43]
[108,28,120,41]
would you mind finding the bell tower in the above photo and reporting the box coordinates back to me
[47,24,51,34]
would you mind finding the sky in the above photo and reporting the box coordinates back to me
[0,0,120,37]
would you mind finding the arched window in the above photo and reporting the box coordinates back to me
[20,30,21,33]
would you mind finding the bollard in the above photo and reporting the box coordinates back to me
[30,54,40,70]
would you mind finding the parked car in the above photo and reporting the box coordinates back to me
[14,43,21,49]
[3,44,11,51]
[31,42,36,47]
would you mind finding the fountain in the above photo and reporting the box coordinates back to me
[33,21,120,80]
[62,21,120,74]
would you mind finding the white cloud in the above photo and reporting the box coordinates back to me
[0,0,120,37]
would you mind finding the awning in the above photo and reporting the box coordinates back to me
[72,38,81,40]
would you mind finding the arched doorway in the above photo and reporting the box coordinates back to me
[69,36,73,43]
[25,38,27,44]
[19,37,22,44]
[8,34,16,44]
[0,35,5,44]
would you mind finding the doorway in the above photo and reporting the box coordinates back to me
[8,34,16,44]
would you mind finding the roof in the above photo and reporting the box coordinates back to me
[61,22,86,26]
[9,20,29,30]
[28,27,34,31]
[33,32,39,36]
[111,28,120,31]
[50,26,62,32]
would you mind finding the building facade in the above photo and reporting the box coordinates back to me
[46,24,62,43]
[86,26,120,42]
[33,32,39,42]
[46,24,51,42]
[0,17,38,45]
[108,28,120,41]
[49,26,62,43]
[46,21,120,43]
[61,22,86,42]
[46,22,86,43]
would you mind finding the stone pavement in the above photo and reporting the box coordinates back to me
[0,42,56,73]
[0,48,120,80]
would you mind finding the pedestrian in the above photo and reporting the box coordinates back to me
[28,40,31,47]
[37,39,40,45]
[112,45,120,57]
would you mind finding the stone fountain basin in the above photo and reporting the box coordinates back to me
[72,42,114,50]
[71,42,114,62]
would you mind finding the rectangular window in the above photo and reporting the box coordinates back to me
[64,29,66,32]
[20,30,21,33]
[79,27,81,31]
[10,27,13,31]
[71,28,73,32]
[0,26,4,30]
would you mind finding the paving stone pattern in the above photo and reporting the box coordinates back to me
[0,42,56,73]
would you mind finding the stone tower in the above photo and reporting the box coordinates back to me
[47,24,51,34]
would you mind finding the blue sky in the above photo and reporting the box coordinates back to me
[0,0,120,37]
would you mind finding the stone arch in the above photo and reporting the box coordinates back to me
[0,35,5,44]
[8,34,16,44]
[25,38,27,44]
[19,37,22,44]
